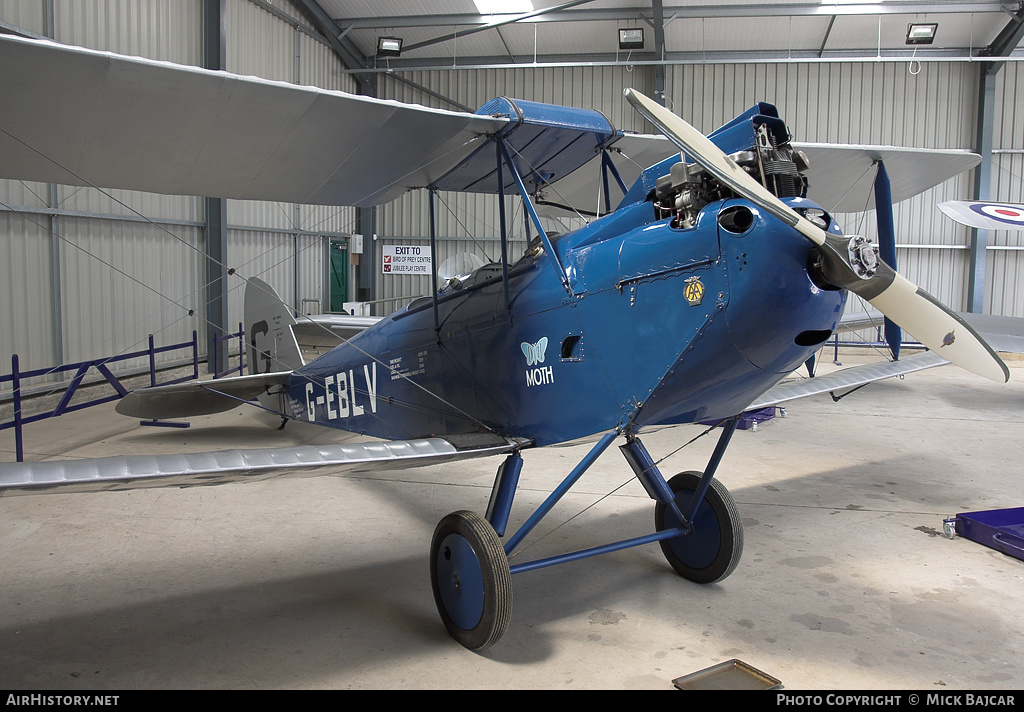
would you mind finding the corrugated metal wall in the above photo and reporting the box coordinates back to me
[1,1,1022,388]
[988,61,1024,318]
[0,0,356,388]
[665,61,985,320]
[374,65,656,304]
[374,59,1022,324]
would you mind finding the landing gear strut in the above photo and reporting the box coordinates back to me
[428,418,744,649]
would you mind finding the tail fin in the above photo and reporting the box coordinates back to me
[244,277,305,374]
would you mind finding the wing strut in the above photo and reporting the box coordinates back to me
[601,150,629,214]
[497,139,572,294]
[873,161,902,361]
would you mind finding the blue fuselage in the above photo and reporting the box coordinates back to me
[282,194,847,446]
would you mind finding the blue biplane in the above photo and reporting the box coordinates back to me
[0,35,1013,649]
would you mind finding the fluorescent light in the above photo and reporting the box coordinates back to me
[474,0,534,14]
[906,23,937,45]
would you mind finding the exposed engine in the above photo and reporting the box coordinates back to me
[654,123,811,229]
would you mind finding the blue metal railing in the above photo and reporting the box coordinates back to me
[2,331,199,462]
[211,323,247,379]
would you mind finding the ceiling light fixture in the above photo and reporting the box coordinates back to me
[906,23,937,45]
[618,28,644,51]
[376,36,403,57]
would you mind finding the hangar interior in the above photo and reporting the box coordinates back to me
[1,0,1023,691]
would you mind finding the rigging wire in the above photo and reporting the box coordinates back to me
[508,422,722,559]
[0,125,503,434]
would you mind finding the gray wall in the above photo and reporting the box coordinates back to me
[1,1,1021,387]
[0,0,355,386]
[375,59,1022,325]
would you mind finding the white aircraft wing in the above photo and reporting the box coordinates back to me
[749,350,950,410]
[793,143,981,214]
[0,34,506,207]
[750,310,1024,409]
[534,134,981,218]
[533,132,676,217]
[0,434,527,495]
[938,201,1024,231]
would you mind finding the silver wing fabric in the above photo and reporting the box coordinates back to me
[938,201,1024,231]
[750,310,1024,410]
[0,34,506,207]
[794,143,980,214]
[0,35,979,215]
[0,434,527,495]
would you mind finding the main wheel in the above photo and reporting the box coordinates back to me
[654,471,743,584]
[430,510,512,650]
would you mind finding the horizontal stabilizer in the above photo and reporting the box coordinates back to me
[0,434,527,495]
[114,371,292,419]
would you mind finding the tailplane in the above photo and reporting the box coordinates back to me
[244,277,305,374]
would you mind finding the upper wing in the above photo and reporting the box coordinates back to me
[938,201,1024,231]
[793,143,981,214]
[0,34,506,207]
[533,132,676,217]
[0,433,527,495]
[534,135,980,218]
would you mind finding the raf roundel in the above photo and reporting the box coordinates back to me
[969,203,1024,226]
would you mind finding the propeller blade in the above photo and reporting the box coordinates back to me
[624,88,1009,383]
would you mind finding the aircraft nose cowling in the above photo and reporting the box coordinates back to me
[722,212,846,374]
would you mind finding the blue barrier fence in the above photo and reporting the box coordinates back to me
[212,323,247,379]
[2,332,200,462]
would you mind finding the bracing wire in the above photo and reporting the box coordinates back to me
[0,124,503,434]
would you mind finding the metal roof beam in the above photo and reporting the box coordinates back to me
[400,0,595,54]
[652,0,666,106]
[980,3,1024,76]
[349,46,1022,73]
[335,3,1013,30]
[291,0,376,93]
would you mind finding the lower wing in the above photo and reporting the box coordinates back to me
[751,310,1024,410]
[0,433,527,495]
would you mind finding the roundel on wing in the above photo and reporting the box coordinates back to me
[969,203,1024,225]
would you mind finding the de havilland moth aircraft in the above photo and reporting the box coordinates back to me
[0,34,1019,650]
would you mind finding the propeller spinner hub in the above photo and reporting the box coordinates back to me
[847,235,879,280]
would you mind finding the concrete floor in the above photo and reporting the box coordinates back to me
[1,352,1022,690]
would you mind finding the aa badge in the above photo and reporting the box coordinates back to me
[684,276,705,306]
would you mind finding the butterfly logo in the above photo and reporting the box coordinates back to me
[521,337,548,366]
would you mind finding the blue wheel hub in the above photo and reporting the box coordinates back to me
[435,533,486,631]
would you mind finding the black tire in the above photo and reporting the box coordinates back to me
[430,510,513,650]
[654,471,743,584]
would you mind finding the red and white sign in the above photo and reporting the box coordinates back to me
[381,245,432,275]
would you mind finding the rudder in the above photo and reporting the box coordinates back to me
[244,277,305,374]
